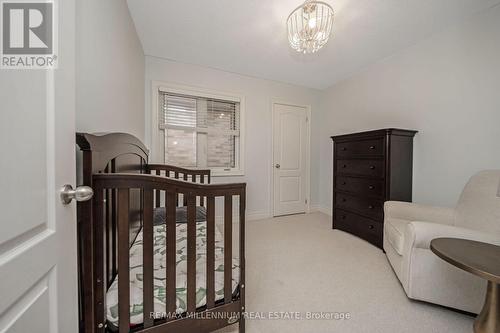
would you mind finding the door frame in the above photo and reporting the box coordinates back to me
[271,100,311,217]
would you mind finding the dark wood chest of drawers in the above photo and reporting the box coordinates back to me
[331,129,417,248]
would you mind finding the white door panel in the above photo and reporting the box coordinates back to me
[0,0,78,332]
[273,103,308,216]
[1,71,48,246]
[0,270,52,333]
[279,113,301,170]
[279,177,301,202]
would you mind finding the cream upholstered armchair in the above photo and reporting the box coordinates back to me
[383,170,500,313]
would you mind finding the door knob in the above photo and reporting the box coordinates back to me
[60,185,94,204]
[275,164,281,169]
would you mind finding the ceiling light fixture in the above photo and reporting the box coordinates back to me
[287,0,334,54]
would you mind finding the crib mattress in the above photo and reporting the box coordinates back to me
[106,221,240,327]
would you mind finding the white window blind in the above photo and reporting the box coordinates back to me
[158,91,241,170]
[159,94,197,128]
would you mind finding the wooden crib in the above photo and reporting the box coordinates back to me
[76,133,246,333]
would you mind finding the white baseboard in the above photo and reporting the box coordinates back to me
[309,204,332,216]
[214,207,333,224]
[215,210,271,224]
[246,210,271,221]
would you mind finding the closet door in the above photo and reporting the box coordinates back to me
[273,103,309,216]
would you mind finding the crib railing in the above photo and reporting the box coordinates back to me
[147,164,211,184]
[147,164,211,208]
[91,173,246,333]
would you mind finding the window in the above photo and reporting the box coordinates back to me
[156,87,244,176]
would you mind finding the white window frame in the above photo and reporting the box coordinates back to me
[151,81,245,177]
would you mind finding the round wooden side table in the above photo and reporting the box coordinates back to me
[431,238,500,333]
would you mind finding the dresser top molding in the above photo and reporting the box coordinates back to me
[331,128,418,141]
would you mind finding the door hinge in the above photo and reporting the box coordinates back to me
[305,199,308,204]
[306,116,309,122]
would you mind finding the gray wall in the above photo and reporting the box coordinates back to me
[317,5,500,212]
[76,0,145,140]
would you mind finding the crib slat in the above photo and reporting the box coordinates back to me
[92,188,105,332]
[105,188,111,287]
[104,166,109,284]
[165,191,177,319]
[102,166,108,285]
[200,174,206,207]
[143,189,154,328]
[110,160,118,291]
[155,170,160,207]
[117,189,130,332]
[200,175,206,207]
[174,171,180,206]
[239,190,246,329]
[186,195,196,313]
[224,195,233,304]
[183,174,188,206]
[206,196,215,309]
[111,188,117,280]
[191,176,198,205]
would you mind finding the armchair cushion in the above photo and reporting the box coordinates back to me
[406,221,500,250]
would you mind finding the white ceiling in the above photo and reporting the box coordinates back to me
[127,0,500,89]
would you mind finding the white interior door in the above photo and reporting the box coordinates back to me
[0,0,78,332]
[273,103,308,216]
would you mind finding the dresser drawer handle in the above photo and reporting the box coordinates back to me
[342,147,347,151]
[342,181,347,185]
[368,225,374,230]
[342,198,347,202]
[368,205,374,209]
[343,164,347,168]
[341,215,346,220]
[369,146,375,150]
[369,165,375,170]
[368,185,374,190]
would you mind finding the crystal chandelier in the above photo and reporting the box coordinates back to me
[287,0,334,54]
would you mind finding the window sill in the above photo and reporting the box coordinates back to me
[211,169,245,177]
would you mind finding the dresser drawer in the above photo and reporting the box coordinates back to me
[335,192,383,220]
[336,138,384,157]
[334,209,383,248]
[336,176,384,198]
[336,159,384,178]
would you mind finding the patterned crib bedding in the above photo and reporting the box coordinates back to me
[106,221,240,327]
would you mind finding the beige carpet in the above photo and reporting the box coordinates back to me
[217,212,474,333]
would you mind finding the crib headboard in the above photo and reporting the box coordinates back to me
[76,132,149,174]
[76,132,149,332]
[77,132,148,244]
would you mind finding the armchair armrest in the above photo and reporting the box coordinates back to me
[406,221,500,250]
[384,201,455,225]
